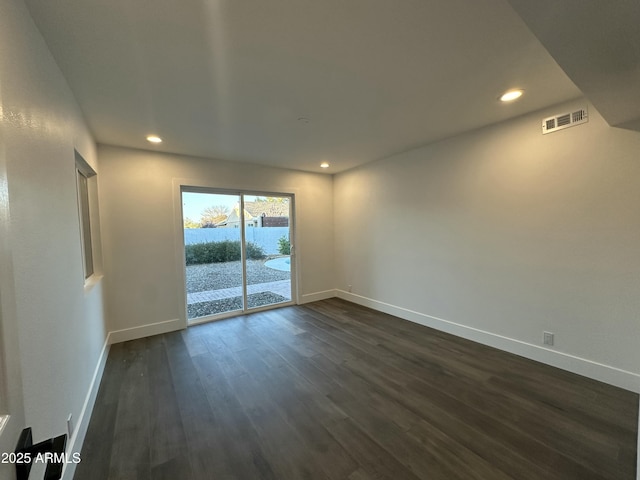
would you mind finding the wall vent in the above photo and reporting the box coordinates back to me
[542,107,588,134]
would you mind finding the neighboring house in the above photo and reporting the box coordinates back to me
[201,214,227,228]
[217,201,290,228]
[215,204,254,228]
[245,201,289,218]
[245,201,290,227]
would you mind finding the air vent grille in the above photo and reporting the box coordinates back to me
[556,113,571,127]
[542,107,588,134]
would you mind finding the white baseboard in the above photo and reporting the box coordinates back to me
[300,289,337,304]
[61,338,110,480]
[335,290,640,394]
[107,318,185,345]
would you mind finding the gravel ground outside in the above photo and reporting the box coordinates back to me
[186,259,290,293]
[186,259,291,318]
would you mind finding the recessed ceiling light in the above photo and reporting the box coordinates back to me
[499,89,524,102]
[320,162,330,169]
[146,135,163,143]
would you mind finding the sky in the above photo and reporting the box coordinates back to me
[181,192,239,221]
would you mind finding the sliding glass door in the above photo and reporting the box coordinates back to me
[181,189,293,323]
[182,191,243,319]
[244,194,292,309]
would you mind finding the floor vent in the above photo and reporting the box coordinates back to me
[542,107,588,134]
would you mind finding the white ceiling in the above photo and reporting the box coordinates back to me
[24,0,585,173]
[508,0,640,132]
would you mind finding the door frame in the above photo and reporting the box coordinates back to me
[0,145,26,480]
[172,179,299,328]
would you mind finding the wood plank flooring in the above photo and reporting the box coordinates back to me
[74,298,639,480]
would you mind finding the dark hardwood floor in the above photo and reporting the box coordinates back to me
[75,298,639,479]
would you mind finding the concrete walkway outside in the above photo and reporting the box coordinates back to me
[187,280,291,305]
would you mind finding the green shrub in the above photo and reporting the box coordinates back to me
[277,236,291,255]
[185,240,265,265]
[245,242,266,260]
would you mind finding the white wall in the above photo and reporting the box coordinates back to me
[335,98,640,392]
[98,145,334,336]
[0,0,107,478]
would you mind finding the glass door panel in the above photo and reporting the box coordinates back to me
[243,194,292,310]
[182,191,243,321]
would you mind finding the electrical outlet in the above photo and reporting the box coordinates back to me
[67,414,74,438]
[348,285,352,292]
[543,331,554,346]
